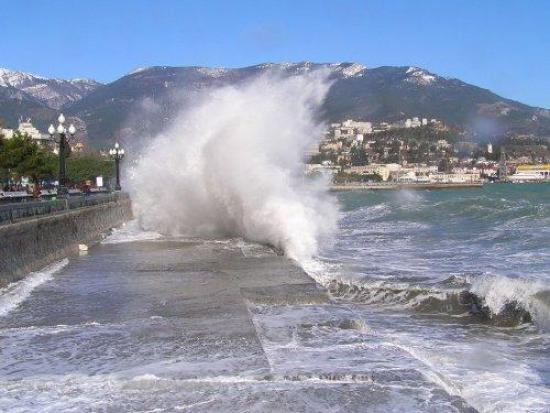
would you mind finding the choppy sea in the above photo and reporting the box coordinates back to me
[0,183,548,412]
[306,183,550,411]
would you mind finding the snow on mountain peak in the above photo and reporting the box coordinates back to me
[128,67,152,75]
[251,62,366,77]
[405,67,437,85]
[70,78,99,85]
[0,67,45,87]
[326,63,366,78]
[0,67,14,79]
[340,63,366,78]
[0,67,101,108]
[196,67,228,78]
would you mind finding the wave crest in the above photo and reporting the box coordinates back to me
[128,71,338,264]
[326,276,548,329]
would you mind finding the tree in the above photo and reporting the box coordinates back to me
[350,145,369,166]
[0,132,56,185]
[308,153,330,164]
[438,157,452,173]
[66,154,114,184]
[333,171,382,183]
[0,133,115,191]
[16,146,57,185]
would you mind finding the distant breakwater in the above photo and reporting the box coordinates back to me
[0,195,132,286]
[330,182,483,191]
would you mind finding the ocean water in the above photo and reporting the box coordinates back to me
[0,184,548,412]
[308,183,550,412]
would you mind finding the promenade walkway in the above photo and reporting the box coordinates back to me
[0,234,475,412]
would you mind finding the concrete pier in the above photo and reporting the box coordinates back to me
[0,236,476,412]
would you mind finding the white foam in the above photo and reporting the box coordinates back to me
[128,71,338,265]
[389,332,550,413]
[471,274,549,329]
[102,220,162,244]
[302,258,340,285]
[0,259,68,317]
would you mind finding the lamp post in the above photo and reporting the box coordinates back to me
[109,143,125,191]
[48,114,76,197]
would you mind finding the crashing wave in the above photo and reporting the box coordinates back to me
[325,275,549,329]
[129,71,338,265]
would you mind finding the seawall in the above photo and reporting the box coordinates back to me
[0,196,132,287]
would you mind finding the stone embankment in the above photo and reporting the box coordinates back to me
[0,194,132,286]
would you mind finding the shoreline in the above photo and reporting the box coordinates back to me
[330,182,484,191]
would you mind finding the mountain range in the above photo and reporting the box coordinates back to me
[1,63,549,148]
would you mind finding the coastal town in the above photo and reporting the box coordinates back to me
[1,113,550,200]
[306,117,550,187]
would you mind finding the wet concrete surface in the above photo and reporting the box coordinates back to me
[0,238,476,412]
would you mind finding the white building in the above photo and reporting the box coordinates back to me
[396,171,431,183]
[428,172,481,183]
[509,164,550,182]
[400,164,438,175]
[18,119,42,138]
[339,119,373,134]
[1,128,14,139]
[3,119,52,148]
[404,117,422,128]
[320,141,343,152]
[21,119,53,148]
[411,117,422,128]
[305,163,339,175]
[348,163,401,181]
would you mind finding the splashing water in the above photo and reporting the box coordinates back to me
[129,72,338,263]
[0,259,68,317]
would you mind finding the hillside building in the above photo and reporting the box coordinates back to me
[0,128,14,139]
[1,119,56,152]
[347,163,400,181]
[405,117,422,128]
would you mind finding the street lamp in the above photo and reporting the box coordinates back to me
[109,142,125,191]
[48,113,76,197]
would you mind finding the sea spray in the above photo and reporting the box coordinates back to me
[470,274,549,329]
[128,71,338,263]
[0,259,68,317]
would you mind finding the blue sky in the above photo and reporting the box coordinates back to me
[1,0,549,107]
